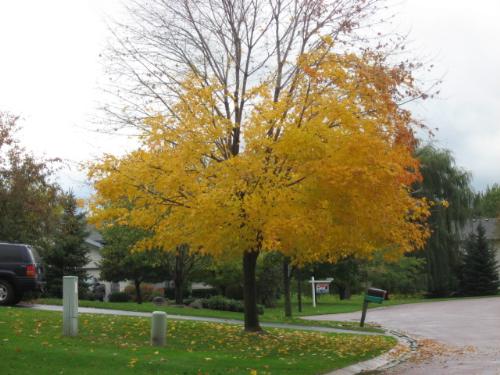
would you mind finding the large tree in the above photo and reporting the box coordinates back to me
[415,145,473,296]
[0,113,60,249]
[91,0,434,331]
[90,43,430,331]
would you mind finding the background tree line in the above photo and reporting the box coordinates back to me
[2,110,497,305]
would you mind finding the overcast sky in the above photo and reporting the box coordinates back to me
[0,0,499,196]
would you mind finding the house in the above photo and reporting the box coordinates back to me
[83,227,127,299]
[461,218,500,263]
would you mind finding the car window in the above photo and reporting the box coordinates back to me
[29,247,42,263]
[0,244,30,263]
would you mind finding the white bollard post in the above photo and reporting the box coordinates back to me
[63,276,78,336]
[151,311,167,347]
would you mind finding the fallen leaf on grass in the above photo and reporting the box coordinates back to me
[128,357,139,368]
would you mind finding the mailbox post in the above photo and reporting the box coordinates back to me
[360,287,386,327]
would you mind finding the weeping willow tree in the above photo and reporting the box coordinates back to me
[415,145,473,296]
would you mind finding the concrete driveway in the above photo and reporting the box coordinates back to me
[303,297,500,374]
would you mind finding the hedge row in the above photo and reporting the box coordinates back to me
[190,295,264,315]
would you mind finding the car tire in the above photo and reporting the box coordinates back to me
[0,279,15,306]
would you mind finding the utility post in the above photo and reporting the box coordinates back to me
[151,311,167,347]
[63,276,78,336]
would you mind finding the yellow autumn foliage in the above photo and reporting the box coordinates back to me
[89,45,430,265]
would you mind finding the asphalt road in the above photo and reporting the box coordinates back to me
[303,297,500,374]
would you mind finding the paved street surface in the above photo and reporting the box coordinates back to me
[304,297,500,374]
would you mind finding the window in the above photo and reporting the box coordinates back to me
[0,244,30,263]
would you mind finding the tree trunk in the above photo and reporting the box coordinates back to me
[174,252,184,305]
[243,250,262,332]
[338,285,352,300]
[297,268,302,313]
[283,257,292,318]
[174,279,183,304]
[134,279,142,304]
[345,285,352,300]
[338,285,345,300]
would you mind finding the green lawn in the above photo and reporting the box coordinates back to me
[0,307,395,375]
[33,294,436,333]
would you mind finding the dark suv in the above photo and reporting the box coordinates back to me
[0,243,45,306]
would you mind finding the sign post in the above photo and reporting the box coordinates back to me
[309,277,333,308]
[311,276,316,307]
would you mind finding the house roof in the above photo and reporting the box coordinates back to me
[85,238,103,249]
[461,218,500,241]
[85,225,104,249]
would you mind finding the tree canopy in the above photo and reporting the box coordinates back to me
[91,0,435,331]
[90,44,430,330]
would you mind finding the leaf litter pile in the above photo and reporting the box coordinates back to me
[385,337,476,370]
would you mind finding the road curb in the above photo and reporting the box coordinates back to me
[325,329,417,375]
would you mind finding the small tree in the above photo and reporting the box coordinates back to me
[164,244,212,305]
[257,252,283,309]
[329,258,362,300]
[461,224,500,296]
[100,225,168,304]
[282,256,293,317]
[205,260,243,298]
[44,192,89,297]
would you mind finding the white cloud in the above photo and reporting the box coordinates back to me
[398,0,500,190]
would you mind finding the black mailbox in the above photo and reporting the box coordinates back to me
[365,288,387,303]
[360,287,388,327]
